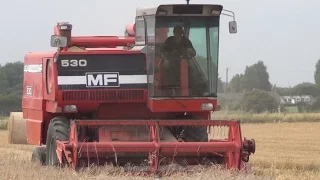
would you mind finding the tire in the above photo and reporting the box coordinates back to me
[183,126,208,142]
[45,116,70,166]
[172,113,209,142]
[31,146,46,165]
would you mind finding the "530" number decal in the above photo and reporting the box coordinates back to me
[61,59,87,67]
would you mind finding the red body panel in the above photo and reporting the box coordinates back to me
[23,52,55,145]
[148,99,217,112]
[70,36,135,48]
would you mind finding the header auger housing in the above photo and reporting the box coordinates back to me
[8,1,255,175]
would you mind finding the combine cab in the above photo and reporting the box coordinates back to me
[8,2,255,174]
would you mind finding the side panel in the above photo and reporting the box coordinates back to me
[22,55,45,145]
[24,109,43,145]
[22,60,44,110]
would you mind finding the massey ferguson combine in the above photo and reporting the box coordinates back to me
[8,2,255,174]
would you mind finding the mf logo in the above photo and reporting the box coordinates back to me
[86,72,120,87]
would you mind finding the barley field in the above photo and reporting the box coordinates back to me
[242,122,320,179]
[0,114,320,179]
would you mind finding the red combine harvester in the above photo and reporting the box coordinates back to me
[8,2,255,174]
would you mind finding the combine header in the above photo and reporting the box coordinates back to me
[8,1,255,174]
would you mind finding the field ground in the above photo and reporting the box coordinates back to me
[0,120,320,179]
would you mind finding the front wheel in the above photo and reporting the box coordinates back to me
[45,116,70,166]
[170,113,209,142]
[31,146,46,165]
[183,126,208,142]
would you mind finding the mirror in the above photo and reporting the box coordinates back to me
[50,35,67,48]
[228,21,237,34]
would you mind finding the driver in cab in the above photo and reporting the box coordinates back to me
[159,26,197,92]
[161,26,196,60]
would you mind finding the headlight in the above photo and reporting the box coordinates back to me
[64,105,77,112]
[201,103,213,111]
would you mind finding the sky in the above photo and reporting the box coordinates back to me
[0,0,319,87]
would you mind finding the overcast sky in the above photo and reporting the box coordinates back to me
[0,0,319,87]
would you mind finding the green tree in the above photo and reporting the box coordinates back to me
[297,102,311,113]
[0,62,23,94]
[275,82,320,97]
[291,82,320,97]
[255,61,272,91]
[0,61,24,115]
[311,97,320,111]
[314,59,320,87]
[229,73,243,93]
[241,90,278,113]
[241,61,272,92]
[274,86,292,96]
[217,75,224,93]
[241,66,260,91]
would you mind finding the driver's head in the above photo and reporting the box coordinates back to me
[173,26,184,42]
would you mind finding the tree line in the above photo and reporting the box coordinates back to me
[218,59,320,97]
[218,59,320,113]
[0,61,23,116]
